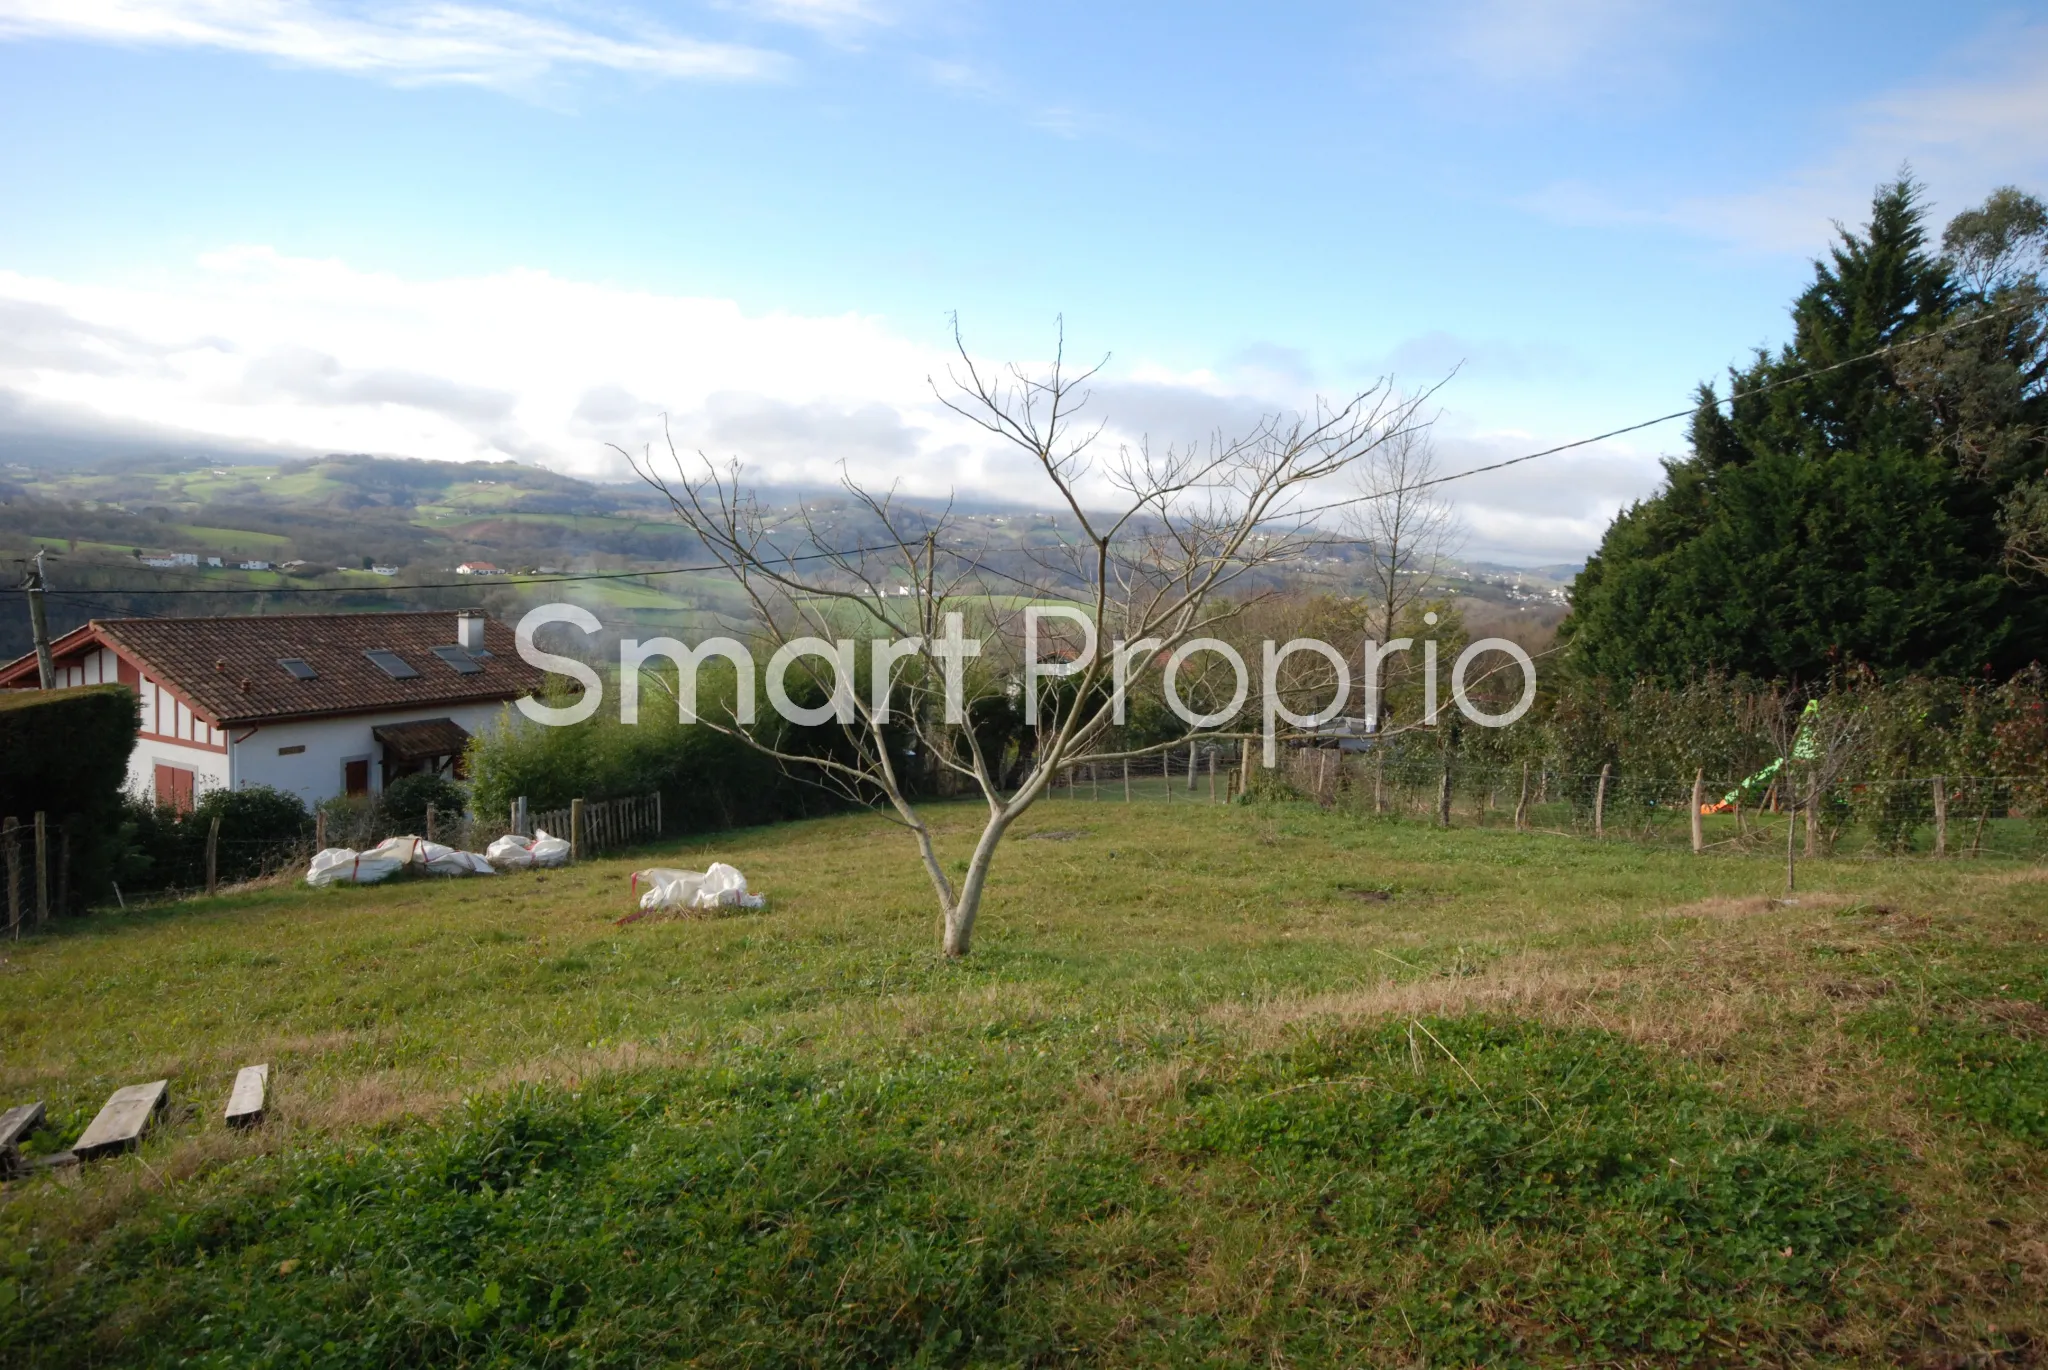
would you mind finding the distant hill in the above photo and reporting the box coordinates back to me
[1,451,1569,663]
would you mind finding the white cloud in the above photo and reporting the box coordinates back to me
[0,247,1667,561]
[1433,427,1667,564]
[0,0,787,90]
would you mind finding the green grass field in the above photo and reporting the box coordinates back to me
[3,799,2045,1367]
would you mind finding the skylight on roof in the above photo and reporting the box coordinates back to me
[431,644,483,675]
[278,657,318,681]
[364,649,419,680]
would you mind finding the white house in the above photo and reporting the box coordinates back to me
[0,610,548,810]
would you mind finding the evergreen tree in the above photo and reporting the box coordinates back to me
[1561,177,2048,685]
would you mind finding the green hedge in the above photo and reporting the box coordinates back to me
[0,685,139,913]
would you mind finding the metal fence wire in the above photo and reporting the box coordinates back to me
[1032,743,2048,862]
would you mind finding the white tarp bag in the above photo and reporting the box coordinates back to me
[633,868,706,910]
[632,861,763,911]
[420,840,497,876]
[306,846,404,887]
[529,829,571,868]
[362,835,426,868]
[697,862,763,909]
[485,834,536,869]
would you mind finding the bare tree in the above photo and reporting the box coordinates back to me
[1344,426,1464,652]
[623,324,1431,957]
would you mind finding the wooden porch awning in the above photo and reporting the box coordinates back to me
[371,717,472,762]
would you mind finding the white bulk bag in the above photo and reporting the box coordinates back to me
[528,829,571,868]
[697,862,762,909]
[630,862,764,912]
[485,834,536,869]
[420,840,497,876]
[306,846,403,887]
[633,868,707,910]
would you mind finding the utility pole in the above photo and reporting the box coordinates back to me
[20,550,54,688]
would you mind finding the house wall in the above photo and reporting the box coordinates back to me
[228,701,515,807]
[127,736,231,804]
[56,644,231,805]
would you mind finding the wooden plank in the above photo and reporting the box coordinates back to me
[0,1101,45,1152]
[0,1100,46,1177]
[225,1064,269,1128]
[73,1080,169,1159]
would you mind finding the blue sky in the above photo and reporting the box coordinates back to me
[1,1,2044,562]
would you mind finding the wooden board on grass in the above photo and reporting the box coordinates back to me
[73,1081,168,1159]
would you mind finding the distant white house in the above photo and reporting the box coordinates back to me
[455,561,503,576]
[0,610,547,810]
[206,556,223,568]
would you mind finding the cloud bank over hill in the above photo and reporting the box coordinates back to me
[0,247,1664,565]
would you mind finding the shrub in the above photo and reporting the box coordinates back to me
[0,685,139,912]
[121,785,312,893]
[380,772,468,836]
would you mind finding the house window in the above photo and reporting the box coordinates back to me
[154,764,196,814]
[344,758,370,797]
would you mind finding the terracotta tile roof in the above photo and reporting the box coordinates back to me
[0,612,550,726]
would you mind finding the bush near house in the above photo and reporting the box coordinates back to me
[121,785,312,894]
[379,772,468,836]
[0,684,139,912]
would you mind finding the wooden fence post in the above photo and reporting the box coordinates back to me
[315,810,327,851]
[4,817,18,937]
[1210,750,1219,802]
[1437,754,1452,827]
[425,804,437,844]
[1374,752,1385,814]
[654,790,663,836]
[1932,775,1947,858]
[1516,761,1531,832]
[204,815,220,897]
[1122,759,1131,802]
[58,824,69,918]
[34,812,48,927]
[570,798,584,863]
[1594,764,1611,839]
[1690,769,1705,854]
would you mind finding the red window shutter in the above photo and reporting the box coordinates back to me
[155,765,195,814]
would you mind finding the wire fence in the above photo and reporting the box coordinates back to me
[1269,747,2048,861]
[1032,744,2048,863]
[4,788,669,927]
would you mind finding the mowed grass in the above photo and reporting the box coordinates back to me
[2,799,2046,1367]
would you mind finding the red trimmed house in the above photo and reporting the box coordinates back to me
[0,611,545,811]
